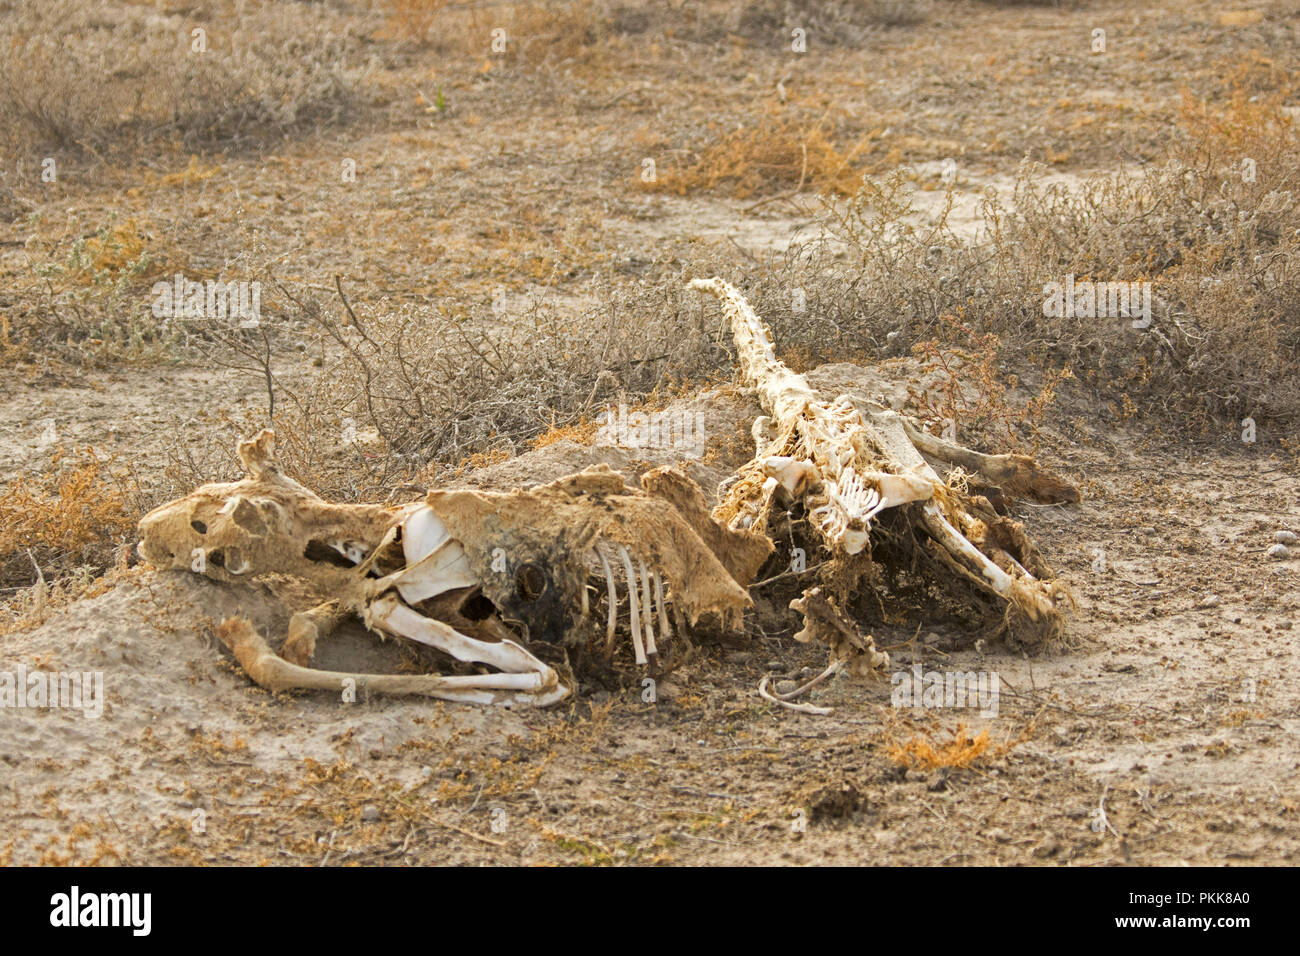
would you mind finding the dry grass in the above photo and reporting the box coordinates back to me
[1,213,188,366]
[377,0,615,66]
[646,104,876,200]
[886,724,991,770]
[908,313,1075,449]
[0,448,139,589]
[0,0,362,157]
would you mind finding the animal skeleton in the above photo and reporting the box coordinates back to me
[690,277,1077,666]
[137,432,767,706]
[137,278,1077,708]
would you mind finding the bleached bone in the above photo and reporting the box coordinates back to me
[691,277,1075,651]
[615,543,647,666]
[596,547,618,653]
[637,559,657,658]
[652,571,671,646]
[219,618,566,707]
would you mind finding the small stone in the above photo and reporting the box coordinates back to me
[1275,530,1298,546]
[1199,594,1220,608]
[775,680,799,695]
[1267,544,1291,560]
[361,805,380,822]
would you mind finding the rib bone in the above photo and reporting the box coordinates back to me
[615,543,647,665]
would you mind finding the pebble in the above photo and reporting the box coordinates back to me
[1267,544,1291,560]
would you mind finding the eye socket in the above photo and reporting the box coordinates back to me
[191,520,207,534]
[515,563,547,601]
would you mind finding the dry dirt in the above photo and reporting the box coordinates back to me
[1,0,1298,865]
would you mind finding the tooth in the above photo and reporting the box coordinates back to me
[616,544,646,666]
[638,558,657,658]
[596,547,617,654]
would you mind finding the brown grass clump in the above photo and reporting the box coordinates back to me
[528,418,599,449]
[377,0,613,67]
[887,724,992,770]
[647,105,874,200]
[0,448,139,589]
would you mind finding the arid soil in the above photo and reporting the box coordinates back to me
[1,0,1297,865]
